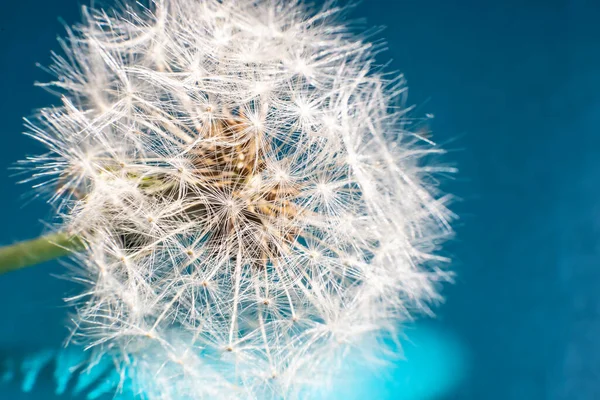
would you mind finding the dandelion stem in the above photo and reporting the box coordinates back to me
[0,232,84,275]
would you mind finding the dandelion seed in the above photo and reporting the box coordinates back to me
[22,0,455,398]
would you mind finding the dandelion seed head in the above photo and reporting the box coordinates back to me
[23,0,455,398]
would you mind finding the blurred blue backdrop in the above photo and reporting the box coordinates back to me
[1,0,599,398]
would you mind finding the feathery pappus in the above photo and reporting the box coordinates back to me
[22,0,456,398]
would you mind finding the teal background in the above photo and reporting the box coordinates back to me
[1,0,599,398]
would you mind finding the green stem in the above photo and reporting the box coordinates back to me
[0,232,84,275]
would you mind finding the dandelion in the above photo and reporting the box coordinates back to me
[3,0,456,398]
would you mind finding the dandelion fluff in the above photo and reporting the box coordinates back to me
[24,0,455,398]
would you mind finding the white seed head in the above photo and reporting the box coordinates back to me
[24,0,455,398]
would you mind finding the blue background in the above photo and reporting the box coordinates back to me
[1,0,599,398]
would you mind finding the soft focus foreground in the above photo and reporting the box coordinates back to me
[24,0,454,398]
[0,324,465,399]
